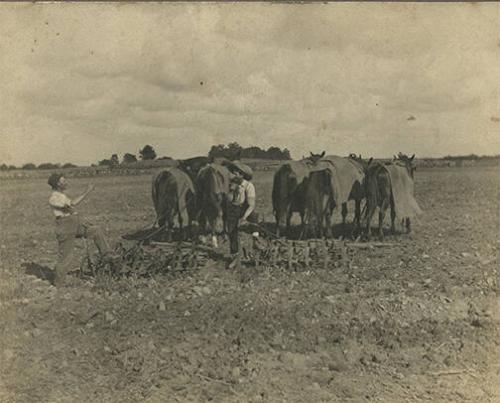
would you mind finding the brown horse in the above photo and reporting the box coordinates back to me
[152,168,196,241]
[364,153,419,240]
[304,155,365,239]
[303,166,335,238]
[195,162,231,247]
[272,151,325,237]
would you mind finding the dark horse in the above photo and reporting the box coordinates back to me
[272,151,325,237]
[303,166,335,238]
[195,162,231,247]
[152,168,196,241]
[364,153,417,240]
[304,155,365,239]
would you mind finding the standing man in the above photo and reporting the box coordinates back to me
[223,160,257,269]
[48,173,117,287]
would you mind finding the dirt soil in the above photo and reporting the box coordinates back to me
[1,167,499,402]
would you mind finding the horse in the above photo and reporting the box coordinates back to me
[364,153,420,240]
[195,162,231,247]
[304,155,365,239]
[271,151,325,237]
[151,168,196,241]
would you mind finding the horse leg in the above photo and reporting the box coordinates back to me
[314,215,321,239]
[167,219,174,243]
[286,208,293,237]
[378,198,389,240]
[341,202,348,237]
[365,201,376,241]
[275,211,281,237]
[158,216,166,234]
[187,217,193,241]
[211,229,218,248]
[299,211,305,240]
[406,218,411,233]
[324,208,333,239]
[178,212,184,241]
[353,199,361,238]
[390,198,396,234]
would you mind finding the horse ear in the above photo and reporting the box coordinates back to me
[320,151,325,157]
[410,154,415,161]
[368,157,373,165]
[393,155,397,160]
[310,152,313,157]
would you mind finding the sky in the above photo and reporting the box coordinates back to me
[0,2,499,166]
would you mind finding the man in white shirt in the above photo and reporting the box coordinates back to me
[48,173,116,287]
[223,161,257,268]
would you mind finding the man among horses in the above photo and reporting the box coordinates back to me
[48,173,118,287]
[223,160,257,269]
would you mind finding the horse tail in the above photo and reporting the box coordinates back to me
[272,165,291,225]
[152,170,167,225]
[197,166,221,231]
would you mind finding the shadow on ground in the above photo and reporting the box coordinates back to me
[22,262,55,284]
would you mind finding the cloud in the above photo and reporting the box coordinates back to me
[0,3,499,165]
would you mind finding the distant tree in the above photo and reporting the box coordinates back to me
[38,162,61,170]
[281,148,292,160]
[226,142,243,159]
[8,165,16,170]
[22,163,36,170]
[110,154,120,167]
[208,144,226,159]
[122,153,138,164]
[139,145,157,160]
[266,146,284,160]
[98,159,112,167]
[157,156,173,160]
[208,142,242,160]
[62,163,77,169]
[0,164,8,171]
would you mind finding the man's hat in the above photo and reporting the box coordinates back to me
[225,160,253,180]
[48,173,63,189]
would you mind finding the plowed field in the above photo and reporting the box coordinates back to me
[1,166,499,402]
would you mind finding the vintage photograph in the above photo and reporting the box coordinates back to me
[1,2,499,402]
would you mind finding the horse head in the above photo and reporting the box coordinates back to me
[395,153,416,178]
[308,151,325,164]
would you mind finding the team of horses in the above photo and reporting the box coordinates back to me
[151,152,421,243]
[271,152,420,241]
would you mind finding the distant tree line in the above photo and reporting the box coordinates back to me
[0,162,77,171]
[7,145,500,172]
[96,145,172,167]
[96,143,291,168]
[443,154,500,161]
[208,142,291,160]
